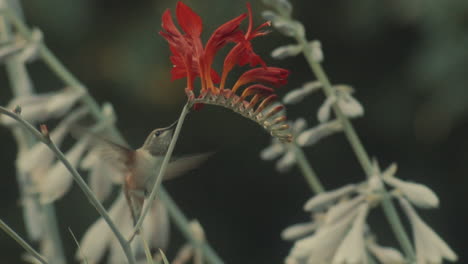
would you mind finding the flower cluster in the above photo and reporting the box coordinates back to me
[76,192,169,264]
[161,2,292,142]
[282,163,457,264]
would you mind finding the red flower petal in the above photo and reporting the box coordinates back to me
[204,13,247,67]
[176,2,202,37]
[232,67,290,92]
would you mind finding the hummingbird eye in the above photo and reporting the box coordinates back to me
[155,130,162,137]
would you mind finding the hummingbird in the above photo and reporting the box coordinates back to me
[85,121,211,226]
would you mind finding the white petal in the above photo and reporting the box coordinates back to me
[17,107,88,173]
[275,150,296,172]
[22,198,43,241]
[281,222,317,241]
[45,89,84,118]
[0,41,25,61]
[292,118,307,133]
[173,244,193,264]
[367,242,405,264]
[283,81,322,105]
[324,195,365,226]
[145,200,170,250]
[2,89,84,125]
[2,94,52,126]
[283,89,308,105]
[309,40,323,62]
[271,44,303,60]
[399,198,457,263]
[39,138,89,203]
[338,94,364,119]
[16,28,42,63]
[260,142,285,160]
[108,206,134,264]
[297,120,342,147]
[88,161,117,202]
[288,209,358,262]
[77,192,127,263]
[317,96,336,123]
[303,184,357,212]
[385,176,439,208]
[332,204,368,264]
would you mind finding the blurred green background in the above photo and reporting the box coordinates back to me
[1,0,467,263]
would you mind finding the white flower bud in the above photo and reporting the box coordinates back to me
[399,198,457,262]
[283,81,321,105]
[271,44,302,59]
[309,40,323,62]
[332,204,368,264]
[303,184,357,212]
[281,222,317,241]
[385,176,439,208]
[367,242,405,264]
[297,120,342,147]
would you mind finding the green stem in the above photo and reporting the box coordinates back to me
[130,103,189,238]
[0,219,48,264]
[1,2,66,263]
[0,106,137,264]
[2,8,225,263]
[295,33,416,262]
[291,144,324,193]
[159,188,224,264]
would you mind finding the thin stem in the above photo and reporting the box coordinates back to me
[159,188,224,264]
[291,144,324,193]
[294,31,416,261]
[0,107,137,264]
[130,104,190,239]
[0,218,48,264]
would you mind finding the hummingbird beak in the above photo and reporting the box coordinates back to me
[164,120,178,132]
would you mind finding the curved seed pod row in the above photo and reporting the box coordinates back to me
[189,89,293,142]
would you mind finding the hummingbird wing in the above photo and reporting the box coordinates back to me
[72,124,134,171]
[164,152,213,180]
[143,152,213,194]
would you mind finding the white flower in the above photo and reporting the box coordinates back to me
[317,85,364,123]
[77,192,170,264]
[21,196,43,241]
[283,81,322,105]
[1,88,84,126]
[260,118,307,172]
[308,40,323,63]
[366,240,405,264]
[38,137,90,204]
[288,203,360,263]
[16,107,88,174]
[281,221,317,241]
[303,184,357,212]
[80,146,121,202]
[172,220,205,264]
[384,174,439,209]
[16,28,42,63]
[399,198,457,263]
[0,40,26,62]
[296,119,342,147]
[271,44,303,60]
[332,204,369,264]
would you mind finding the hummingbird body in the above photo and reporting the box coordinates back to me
[100,123,211,225]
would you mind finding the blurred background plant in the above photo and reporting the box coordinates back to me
[0,0,467,263]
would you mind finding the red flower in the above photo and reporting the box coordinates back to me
[160,2,289,95]
[160,2,292,142]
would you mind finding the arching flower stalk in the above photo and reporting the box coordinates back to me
[160,2,292,142]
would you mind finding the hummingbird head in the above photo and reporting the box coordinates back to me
[142,121,177,155]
